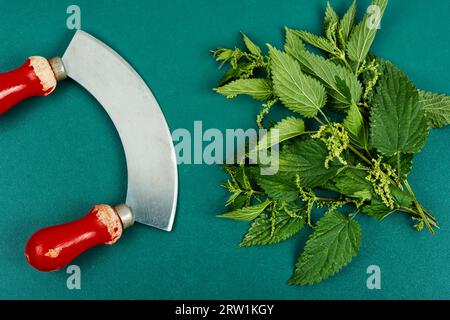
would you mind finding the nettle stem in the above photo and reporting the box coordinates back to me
[396,152,403,188]
[398,207,438,228]
[403,179,436,234]
[348,144,372,165]
[314,116,325,126]
[315,196,343,203]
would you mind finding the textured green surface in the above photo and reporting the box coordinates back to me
[0,0,449,299]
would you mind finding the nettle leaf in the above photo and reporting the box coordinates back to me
[324,2,339,43]
[214,78,272,101]
[289,211,361,285]
[240,211,304,247]
[324,2,339,30]
[289,29,335,54]
[256,117,305,151]
[217,61,262,86]
[279,139,341,188]
[235,165,254,189]
[344,104,369,149]
[269,46,327,117]
[347,0,388,68]
[284,27,305,59]
[223,165,255,191]
[227,193,251,211]
[217,62,248,86]
[370,61,429,156]
[222,165,259,211]
[255,172,298,202]
[362,197,392,220]
[320,179,342,194]
[217,198,272,221]
[213,48,244,68]
[340,0,357,42]
[419,90,450,128]
[392,187,414,208]
[285,45,362,108]
[241,33,262,56]
[334,168,373,201]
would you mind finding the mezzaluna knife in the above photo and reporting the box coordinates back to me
[0,30,178,272]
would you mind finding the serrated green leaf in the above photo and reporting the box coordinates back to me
[340,0,357,41]
[222,165,259,197]
[324,2,339,29]
[217,62,247,86]
[226,191,242,207]
[214,78,272,101]
[242,33,262,56]
[334,168,372,201]
[391,187,414,208]
[320,179,342,194]
[240,211,304,247]
[362,197,392,219]
[279,139,341,188]
[419,90,450,128]
[344,104,368,149]
[370,61,429,156]
[334,76,353,100]
[285,47,362,108]
[256,117,305,151]
[213,48,244,68]
[226,193,251,211]
[234,165,256,191]
[290,29,336,54]
[346,0,388,68]
[269,46,327,117]
[217,198,272,221]
[324,2,339,43]
[255,172,298,202]
[284,27,305,58]
[217,61,260,86]
[289,211,361,285]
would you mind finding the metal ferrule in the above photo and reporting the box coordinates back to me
[48,56,67,81]
[114,204,135,229]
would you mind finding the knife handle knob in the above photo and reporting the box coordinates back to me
[0,56,64,115]
[24,204,130,272]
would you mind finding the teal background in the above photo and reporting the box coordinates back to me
[0,0,449,299]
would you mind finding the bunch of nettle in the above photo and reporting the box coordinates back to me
[212,0,449,285]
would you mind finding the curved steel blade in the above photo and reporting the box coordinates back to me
[62,30,178,231]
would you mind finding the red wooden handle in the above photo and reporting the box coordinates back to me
[25,205,124,272]
[0,56,58,115]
